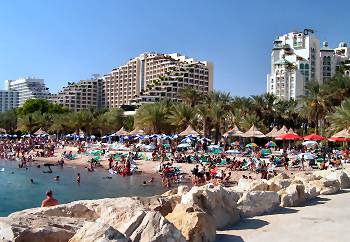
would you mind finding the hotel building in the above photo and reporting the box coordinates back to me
[52,77,105,111]
[104,53,213,108]
[266,29,350,100]
[0,90,19,112]
[5,77,50,106]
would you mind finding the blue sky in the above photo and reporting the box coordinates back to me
[0,0,349,96]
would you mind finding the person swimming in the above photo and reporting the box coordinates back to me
[30,178,34,183]
[41,190,59,207]
[54,176,60,181]
[76,173,81,184]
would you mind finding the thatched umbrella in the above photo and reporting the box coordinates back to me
[128,129,145,136]
[265,127,279,138]
[241,125,266,138]
[115,127,129,136]
[179,125,200,136]
[34,128,48,136]
[288,128,298,135]
[331,129,350,138]
[223,125,243,137]
[276,125,288,136]
[0,128,6,133]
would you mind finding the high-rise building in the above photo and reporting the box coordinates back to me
[5,77,50,106]
[104,53,213,108]
[0,90,19,112]
[52,77,105,111]
[266,29,350,100]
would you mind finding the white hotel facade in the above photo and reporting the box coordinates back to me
[267,29,350,100]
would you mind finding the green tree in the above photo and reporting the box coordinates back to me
[326,98,350,133]
[167,103,197,131]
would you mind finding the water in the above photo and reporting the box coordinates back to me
[0,160,166,216]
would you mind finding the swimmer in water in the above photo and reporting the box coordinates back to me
[142,181,147,186]
[76,173,81,184]
[41,190,59,207]
[30,178,34,183]
[148,177,154,183]
[54,176,60,181]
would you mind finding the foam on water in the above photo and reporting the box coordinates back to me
[0,160,166,216]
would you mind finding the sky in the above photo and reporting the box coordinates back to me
[0,0,350,96]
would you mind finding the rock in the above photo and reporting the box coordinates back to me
[326,171,350,189]
[274,172,290,180]
[237,179,270,192]
[294,173,320,185]
[180,186,240,229]
[177,185,189,196]
[149,195,181,216]
[69,222,130,242]
[267,179,292,192]
[222,187,243,202]
[322,179,341,195]
[0,215,84,242]
[166,204,216,242]
[279,184,306,207]
[237,191,280,217]
[236,178,252,191]
[128,211,186,242]
[161,188,178,197]
[304,183,320,200]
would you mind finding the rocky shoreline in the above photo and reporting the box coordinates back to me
[1,168,350,242]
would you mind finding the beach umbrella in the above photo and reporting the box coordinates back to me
[0,128,6,133]
[177,143,190,148]
[115,127,129,136]
[265,141,277,148]
[275,133,301,140]
[208,144,221,150]
[328,137,349,142]
[179,125,200,136]
[297,153,315,160]
[180,137,192,143]
[226,149,241,154]
[172,134,179,139]
[241,125,266,138]
[275,125,289,136]
[128,129,145,136]
[331,129,350,138]
[34,128,48,136]
[199,137,211,143]
[304,134,325,141]
[265,127,279,138]
[245,143,257,148]
[12,134,18,138]
[302,140,318,147]
[223,125,243,137]
[261,148,272,156]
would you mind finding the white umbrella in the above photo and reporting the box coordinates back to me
[302,140,318,147]
[297,153,315,160]
[226,149,241,154]
[177,143,190,148]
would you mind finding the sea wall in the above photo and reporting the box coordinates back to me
[1,168,350,242]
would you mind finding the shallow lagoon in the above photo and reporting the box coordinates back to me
[0,160,166,216]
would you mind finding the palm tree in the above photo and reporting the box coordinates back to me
[17,111,42,133]
[49,113,74,136]
[196,103,211,137]
[134,102,171,133]
[167,103,197,131]
[179,87,202,107]
[299,81,329,134]
[239,112,265,132]
[326,98,350,133]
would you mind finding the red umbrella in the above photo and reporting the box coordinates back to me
[328,137,349,142]
[275,133,302,140]
[304,134,326,141]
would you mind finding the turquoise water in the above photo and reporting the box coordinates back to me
[0,160,166,216]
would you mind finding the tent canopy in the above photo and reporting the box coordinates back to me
[223,125,243,137]
[331,129,350,138]
[241,125,265,138]
[129,129,145,136]
[265,127,279,138]
[34,128,48,135]
[276,125,289,136]
[115,127,129,136]
[275,132,302,140]
[179,125,199,136]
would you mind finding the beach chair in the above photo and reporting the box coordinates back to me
[241,161,251,171]
[267,164,276,175]
[216,159,226,166]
